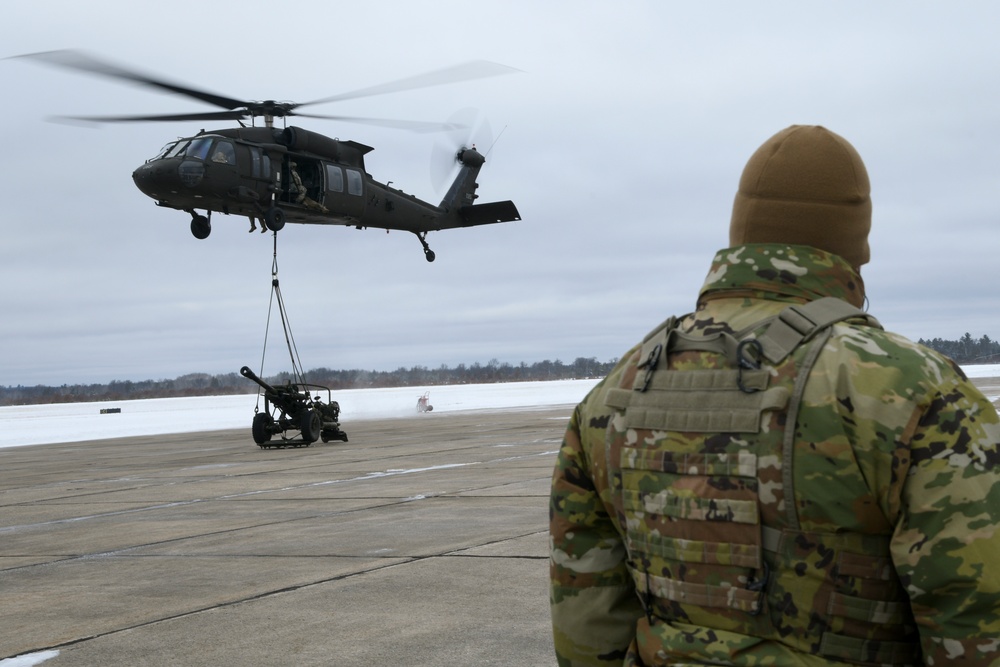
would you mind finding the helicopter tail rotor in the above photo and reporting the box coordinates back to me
[431,108,494,195]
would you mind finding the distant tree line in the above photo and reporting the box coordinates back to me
[918,333,1000,365]
[0,357,618,407]
[4,333,997,407]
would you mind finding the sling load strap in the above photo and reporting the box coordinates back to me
[255,232,307,413]
[270,277,307,386]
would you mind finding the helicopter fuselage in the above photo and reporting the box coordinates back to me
[131,126,519,260]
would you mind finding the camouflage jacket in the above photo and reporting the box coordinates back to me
[550,244,1000,666]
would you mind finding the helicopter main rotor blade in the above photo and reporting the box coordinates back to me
[293,112,466,134]
[13,49,249,112]
[300,60,521,108]
[11,50,520,129]
[52,110,251,124]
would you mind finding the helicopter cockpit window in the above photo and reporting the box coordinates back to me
[346,169,363,196]
[184,137,214,161]
[167,142,187,158]
[151,140,190,161]
[210,141,236,165]
[152,141,182,160]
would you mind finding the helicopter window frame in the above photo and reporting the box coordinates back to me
[325,164,344,193]
[346,169,363,197]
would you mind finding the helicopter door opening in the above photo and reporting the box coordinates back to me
[282,157,326,212]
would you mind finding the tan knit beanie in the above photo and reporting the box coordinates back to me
[729,125,871,268]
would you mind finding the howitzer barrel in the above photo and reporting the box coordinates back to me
[240,366,276,394]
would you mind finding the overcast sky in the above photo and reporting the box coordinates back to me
[2,1,998,387]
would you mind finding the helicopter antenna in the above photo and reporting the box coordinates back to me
[482,124,508,159]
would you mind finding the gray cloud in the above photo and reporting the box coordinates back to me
[2,1,998,386]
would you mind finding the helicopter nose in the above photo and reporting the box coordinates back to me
[132,162,164,198]
[133,160,205,199]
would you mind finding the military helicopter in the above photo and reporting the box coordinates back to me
[14,50,521,261]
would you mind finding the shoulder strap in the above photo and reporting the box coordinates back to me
[756,297,881,364]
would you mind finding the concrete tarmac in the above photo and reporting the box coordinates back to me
[1,406,573,666]
[3,376,998,666]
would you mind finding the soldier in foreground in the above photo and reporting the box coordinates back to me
[550,125,1000,666]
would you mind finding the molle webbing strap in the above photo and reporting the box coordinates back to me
[608,315,791,433]
[629,565,764,614]
[608,297,877,435]
[605,373,788,433]
[756,297,881,364]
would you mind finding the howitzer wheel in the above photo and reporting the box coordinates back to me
[252,413,273,446]
[300,409,322,444]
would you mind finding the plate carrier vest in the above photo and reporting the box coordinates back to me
[604,297,920,665]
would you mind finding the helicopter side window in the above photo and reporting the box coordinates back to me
[211,141,236,165]
[325,164,344,193]
[250,146,263,178]
[346,169,363,196]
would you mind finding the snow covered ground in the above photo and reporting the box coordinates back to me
[2,364,997,450]
[0,379,601,449]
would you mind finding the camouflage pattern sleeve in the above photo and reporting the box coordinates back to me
[550,371,644,666]
[819,328,1000,664]
[888,352,1000,664]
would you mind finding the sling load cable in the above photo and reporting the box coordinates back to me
[253,231,308,414]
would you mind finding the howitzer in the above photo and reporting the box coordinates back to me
[240,366,348,448]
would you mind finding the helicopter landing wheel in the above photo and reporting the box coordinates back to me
[416,232,435,262]
[264,206,285,232]
[190,214,211,239]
